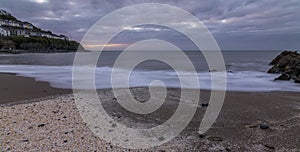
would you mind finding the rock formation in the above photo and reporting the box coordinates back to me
[268,50,300,83]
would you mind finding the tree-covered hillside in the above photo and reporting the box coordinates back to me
[0,36,84,52]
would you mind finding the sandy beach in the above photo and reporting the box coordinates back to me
[1,74,299,151]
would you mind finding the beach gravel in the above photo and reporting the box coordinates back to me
[1,88,300,151]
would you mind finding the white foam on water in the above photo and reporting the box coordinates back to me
[0,65,299,92]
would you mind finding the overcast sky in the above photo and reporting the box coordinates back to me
[1,0,300,50]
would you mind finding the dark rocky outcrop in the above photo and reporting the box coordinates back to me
[268,50,300,83]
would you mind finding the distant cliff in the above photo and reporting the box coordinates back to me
[0,9,84,53]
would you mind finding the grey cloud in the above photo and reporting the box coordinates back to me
[0,0,299,50]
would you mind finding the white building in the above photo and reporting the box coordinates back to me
[0,20,6,26]
[0,20,69,40]
[0,27,10,36]
[29,31,41,37]
[41,33,54,38]
[9,28,25,36]
[0,20,21,28]
[8,21,21,27]
[0,27,70,39]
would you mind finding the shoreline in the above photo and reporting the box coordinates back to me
[1,73,300,151]
[0,73,299,105]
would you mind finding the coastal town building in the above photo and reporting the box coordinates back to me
[0,27,10,36]
[0,10,69,40]
[22,22,34,29]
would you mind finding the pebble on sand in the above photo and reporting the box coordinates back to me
[259,124,270,129]
[38,124,45,127]
[264,144,275,149]
[199,134,206,138]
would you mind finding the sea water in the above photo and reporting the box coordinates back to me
[0,51,299,92]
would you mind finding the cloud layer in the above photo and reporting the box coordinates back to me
[1,0,300,50]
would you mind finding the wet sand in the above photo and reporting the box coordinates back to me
[0,74,71,104]
[0,74,300,151]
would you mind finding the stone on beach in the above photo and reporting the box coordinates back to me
[259,124,270,130]
[264,144,275,149]
[199,134,206,139]
[38,124,45,127]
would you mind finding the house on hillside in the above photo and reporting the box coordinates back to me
[0,10,70,40]
[2,27,25,36]
[0,20,22,28]
[0,20,69,40]
[41,33,54,38]
[0,20,21,28]
[0,27,10,36]
[29,31,41,37]
[58,34,69,40]
[8,20,21,27]
[22,22,33,29]
[0,20,6,25]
